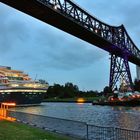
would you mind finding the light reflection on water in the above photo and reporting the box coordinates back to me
[11,103,140,130]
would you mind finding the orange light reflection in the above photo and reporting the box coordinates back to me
[0,102,16,121]
[77,98,85,104]
[2,102,16,106]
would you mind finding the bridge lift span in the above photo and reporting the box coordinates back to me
[1,0,140,90]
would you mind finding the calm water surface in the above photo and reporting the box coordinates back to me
[11,103,140,130]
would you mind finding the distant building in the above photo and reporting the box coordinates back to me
[136,66,140,80]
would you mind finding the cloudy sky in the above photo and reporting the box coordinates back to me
[0,0,139,91]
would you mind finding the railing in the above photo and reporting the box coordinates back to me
[36,0,140,59]
[8,111,140,140]
[0,103,16,121]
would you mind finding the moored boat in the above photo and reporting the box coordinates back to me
[0,66,49,105]
[92,91,140,106]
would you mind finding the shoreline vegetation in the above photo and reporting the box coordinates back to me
[0,120,79,140]
[43,97,100,103]
[44,80,140,103]
[45,82,104,103]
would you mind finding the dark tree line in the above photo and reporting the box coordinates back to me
[46,82,99,99]
[44,79,140,99]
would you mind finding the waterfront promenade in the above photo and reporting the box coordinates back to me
[9,111,140,140]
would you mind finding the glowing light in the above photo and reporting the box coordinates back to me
[2,102,16,106]
[0,102,16,121]
[0,89,47,93]
[132,95,135,98]
[53,5,58,10]
[77,98,85,104]
[110,98,114,101]
[95,29,98,33]
[10,84,19,87]
[118,98,122,101]
[137,95,140,98]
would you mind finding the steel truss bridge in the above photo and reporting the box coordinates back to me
[1,0,140,90]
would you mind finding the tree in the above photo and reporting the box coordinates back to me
[103,86,113,97]
[47,84,63,98]
[63,82,79,98]
[46,82,99,99]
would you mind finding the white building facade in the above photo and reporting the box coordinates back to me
[136,65,140,80]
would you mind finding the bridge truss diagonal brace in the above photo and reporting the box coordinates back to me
[109,54,133,90]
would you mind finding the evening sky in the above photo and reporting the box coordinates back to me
[0,0,139,91]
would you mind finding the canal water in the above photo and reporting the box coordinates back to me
[11,103,140,130]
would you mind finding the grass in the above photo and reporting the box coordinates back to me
[0,120,78,140]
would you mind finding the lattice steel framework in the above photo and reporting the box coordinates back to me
[36,0,140,89]
[37,0,140,58]
[109,55,133,90]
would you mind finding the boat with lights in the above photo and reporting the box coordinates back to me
[0,66,48,105]
[92,91,140,106]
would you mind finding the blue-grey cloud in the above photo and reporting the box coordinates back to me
[0,3,106,71]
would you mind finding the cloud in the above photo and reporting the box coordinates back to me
[31,27,107,70]
[0,4,32,54]
[12,28,106,71]
[0,3,107,71]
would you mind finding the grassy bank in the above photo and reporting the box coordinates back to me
[0,120,78,140]
[43,97,101,102]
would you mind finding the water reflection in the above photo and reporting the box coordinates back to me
[111,106,140,111]
[76,98,85,105]
[11,103,140,130]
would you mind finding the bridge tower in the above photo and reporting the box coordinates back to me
[109,54,133,90]
[136,66,140,80]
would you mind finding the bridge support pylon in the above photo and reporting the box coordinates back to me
[109,54,133,91]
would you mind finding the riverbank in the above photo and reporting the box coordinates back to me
[0,120,80,140]
[8,110,140,140]
[43,97,100,103]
